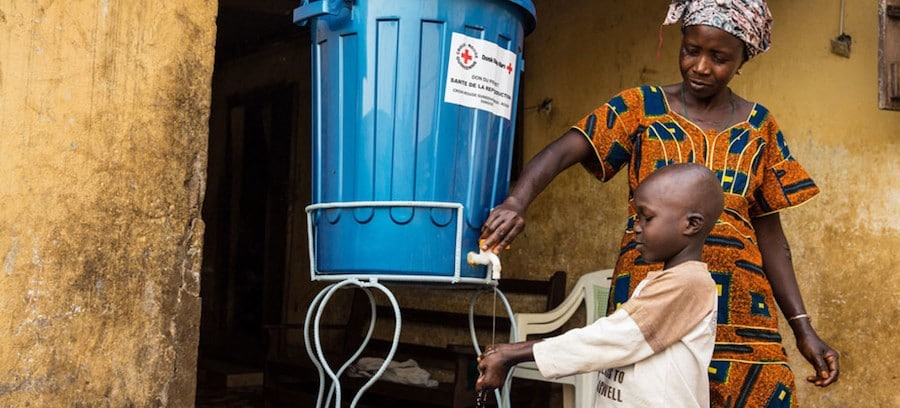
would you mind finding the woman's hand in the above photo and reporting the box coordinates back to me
[478,130,594,254]
[793,323,840,386]
[753,213,840,387]
[479,197,526,254]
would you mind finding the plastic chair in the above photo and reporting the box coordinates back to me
[507,269,614,408]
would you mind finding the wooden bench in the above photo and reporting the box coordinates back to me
[264,271,567,407]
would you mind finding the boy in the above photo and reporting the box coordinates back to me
[476,163,724,407]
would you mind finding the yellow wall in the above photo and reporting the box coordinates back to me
[501,0,898,406]
[0,1,216,405]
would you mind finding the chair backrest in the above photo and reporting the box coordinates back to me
[512,268,615,343]
[508,269,615,408]
[576,269,614,324]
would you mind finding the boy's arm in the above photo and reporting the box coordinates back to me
[531,307,655,378]
[473,306,661,389]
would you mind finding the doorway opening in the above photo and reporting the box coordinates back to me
[196,1,309,406]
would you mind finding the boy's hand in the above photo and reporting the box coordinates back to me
[480,198,526,254]
[794,327,840,386]
[476,346,510,391]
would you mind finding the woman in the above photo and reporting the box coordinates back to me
[479,0,839,405]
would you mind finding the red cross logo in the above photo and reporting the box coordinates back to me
[461,49,473,65]
[506,63,513,75]
[456,43,478,69]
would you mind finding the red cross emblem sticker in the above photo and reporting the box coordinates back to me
[462,49,474,65]
[455,43,478,70]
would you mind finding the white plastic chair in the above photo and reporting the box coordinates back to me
[507,269,614,408]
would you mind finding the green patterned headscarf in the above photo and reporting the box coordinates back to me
[664,0,773,59]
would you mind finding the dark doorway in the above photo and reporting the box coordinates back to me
[222,85,293,358]
[199,83,297,363]
[197,1,308,405]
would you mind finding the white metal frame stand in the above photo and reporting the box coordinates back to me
[304,201,518,407]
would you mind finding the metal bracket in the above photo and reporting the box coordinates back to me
[293,0,350,26]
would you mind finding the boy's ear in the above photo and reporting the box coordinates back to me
[684,213,703,236]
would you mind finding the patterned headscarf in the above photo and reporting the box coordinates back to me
[663,0,773,59]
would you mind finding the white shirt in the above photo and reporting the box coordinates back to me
[533,261,717,407]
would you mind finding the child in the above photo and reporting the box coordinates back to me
[476,163,724,407]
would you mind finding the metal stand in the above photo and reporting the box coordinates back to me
[304,278,518,408]
[304,201,518,406]
[305,278,401,408]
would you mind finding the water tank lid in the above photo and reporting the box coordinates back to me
[508,0,537,35]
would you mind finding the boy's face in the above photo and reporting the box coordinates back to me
[632,181,689,264]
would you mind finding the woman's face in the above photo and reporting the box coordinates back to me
[679,25,746,99]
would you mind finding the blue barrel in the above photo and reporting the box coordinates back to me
[297,0,536,281]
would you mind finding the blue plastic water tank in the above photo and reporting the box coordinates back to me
[297,0,536,282]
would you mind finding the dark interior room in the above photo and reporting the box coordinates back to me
[196,0,309,406]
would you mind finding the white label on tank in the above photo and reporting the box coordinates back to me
[444,32,517,120]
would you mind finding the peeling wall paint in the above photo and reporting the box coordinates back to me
[0,1,215,406]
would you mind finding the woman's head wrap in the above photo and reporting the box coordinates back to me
[663,0,773,59]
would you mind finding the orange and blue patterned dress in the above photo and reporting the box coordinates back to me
[573,86,818,408]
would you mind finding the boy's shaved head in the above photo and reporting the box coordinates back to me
[638,163,725,236]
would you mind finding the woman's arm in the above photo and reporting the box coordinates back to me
[480,129,594,253]
[753,213,840,386]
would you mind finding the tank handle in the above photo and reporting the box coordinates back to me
[293,0,351,26]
